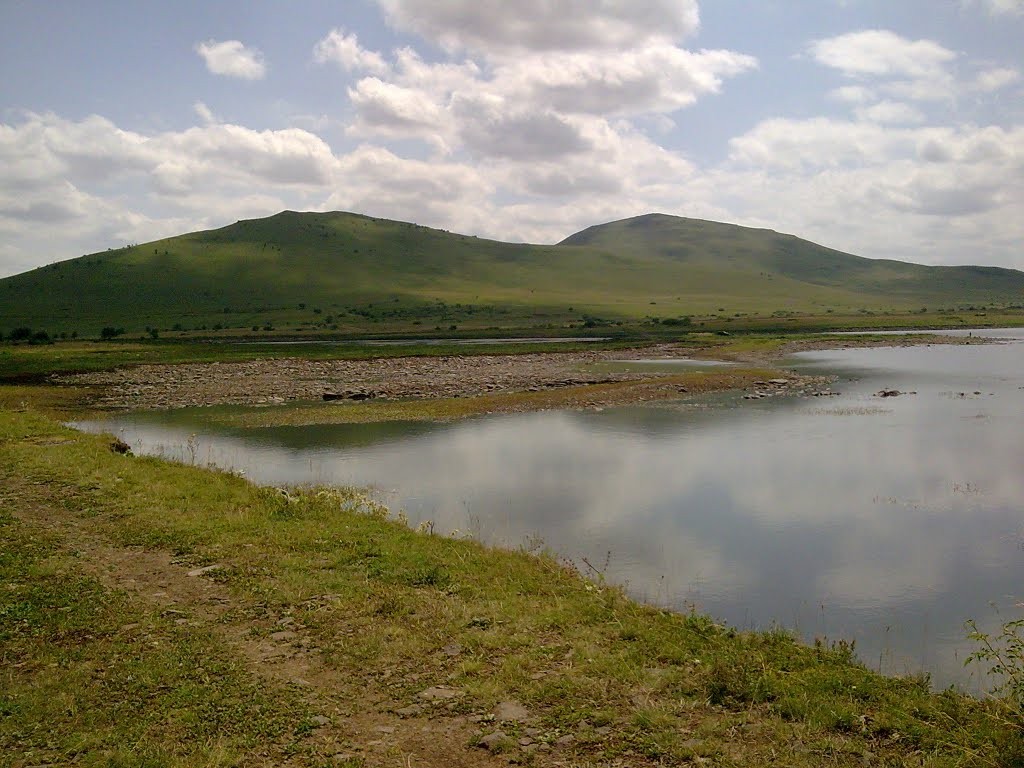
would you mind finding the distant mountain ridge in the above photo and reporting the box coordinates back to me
[2,210,1022,336]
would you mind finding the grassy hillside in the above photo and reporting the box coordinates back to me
[563,213,1024,303]
[2,210,1022,338]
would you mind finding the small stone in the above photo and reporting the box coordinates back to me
[395,705,424,717]
[290,677,312,687]
[418,686,462,701]
[554,734,575,749]
[270,630,298,642]
[518,737,534,747]
[186,564,222,577]
[492,701,529,722]
[441,642,462,657]
[478,730,509,751]
[310,715,330,727]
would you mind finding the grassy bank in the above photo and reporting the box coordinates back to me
[2,404,1021,767]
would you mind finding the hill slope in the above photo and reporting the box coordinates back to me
[2,210,1022,336]
[563,213,1024,300]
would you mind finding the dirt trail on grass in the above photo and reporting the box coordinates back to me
[10,480,511,767]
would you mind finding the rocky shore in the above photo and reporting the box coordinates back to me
[55,345,719,409]
[55,334,985,412]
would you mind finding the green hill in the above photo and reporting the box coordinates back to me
[2,210,1022,337]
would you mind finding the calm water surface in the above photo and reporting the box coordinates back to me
[75,330,1024,689]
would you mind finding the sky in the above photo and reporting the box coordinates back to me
[1,0,1022,278]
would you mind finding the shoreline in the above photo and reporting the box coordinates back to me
[53,333,991,422]
[1,404,1018,766]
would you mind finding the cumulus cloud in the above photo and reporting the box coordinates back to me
[375,0,700,53]
[0,112,339,274]
[809,30,956,80]
[962,0,1024,15]
[348,77,448,136]
[855,100,926,124]
[494,45,757,116]
[974,66,1020,92]
[195,39,267,80]
[313,28,389,74]
[326,144,492,229]
[454,99,591,160]
[193,101,218,125]
[719,116,1024,265]
[315,14,756,168]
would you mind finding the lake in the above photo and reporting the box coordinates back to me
[74,329,1024,690]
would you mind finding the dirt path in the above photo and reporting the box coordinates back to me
[8,479,514,767]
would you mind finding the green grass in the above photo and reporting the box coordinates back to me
[0,483,317,765]
[2,405,1022,765]
[3,210,1023,337]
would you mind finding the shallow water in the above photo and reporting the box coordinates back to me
[74,330,1024,690]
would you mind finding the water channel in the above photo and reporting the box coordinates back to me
[74,329,1024,690]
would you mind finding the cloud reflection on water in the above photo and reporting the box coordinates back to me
[78,339,1024,688]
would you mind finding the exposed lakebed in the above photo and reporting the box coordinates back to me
[74,330,1024,690]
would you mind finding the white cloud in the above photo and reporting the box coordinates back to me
[855,100,926,124]
[313,28,389,75]
[193,101,218,125]
[156,124,338,187]
[962,0,1024,15]
[829,85,876,104]
[974,66,1021,92]
[453,97,592,160]
[375,0,700,53]
[195,39,267,80]
[324,24,756,165]
[327,144,492,229]
[348,77,448,136]
[0,112,339,275]
[809,30,956,80]
[492,45,757,116]
[719,117,1024,265]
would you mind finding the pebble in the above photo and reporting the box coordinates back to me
[186,564,222,577]
[492,701,529,722]
[478,730,509,751]
[418,686,462,701]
